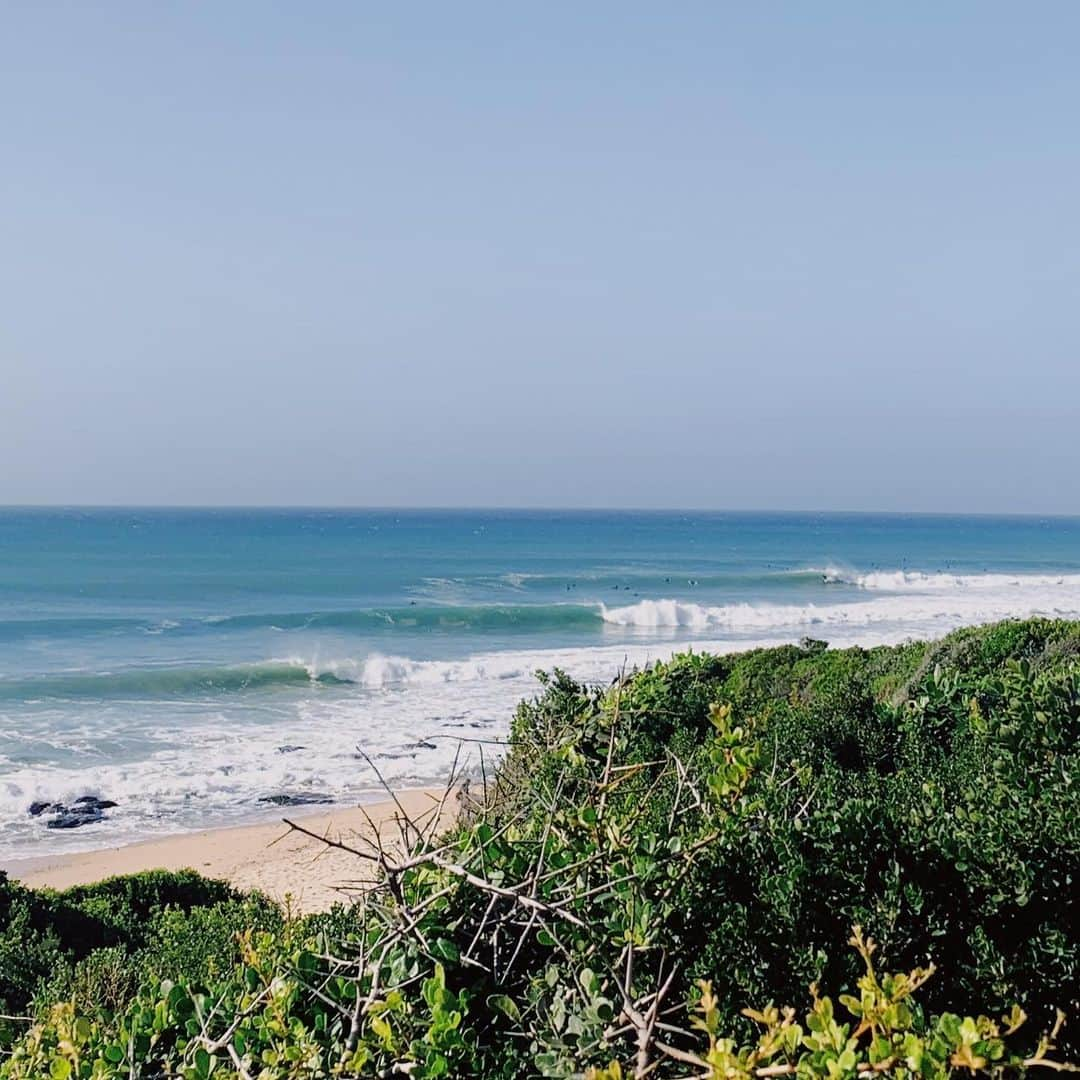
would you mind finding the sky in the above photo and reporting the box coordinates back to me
[2,3,1079,512]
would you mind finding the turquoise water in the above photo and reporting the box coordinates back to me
[2,508,1079,858]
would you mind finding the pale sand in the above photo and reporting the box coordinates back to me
[0,788,455,913]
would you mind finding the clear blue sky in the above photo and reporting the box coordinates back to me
[3,3,1078,512]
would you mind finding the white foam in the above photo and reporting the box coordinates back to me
[820,567,1080,591]
[289,652,533,689]
[599,599,713,629]
[602,572,1080,636]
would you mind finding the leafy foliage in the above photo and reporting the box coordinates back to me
[0,870,244,1043]
[585,929,1073,1079]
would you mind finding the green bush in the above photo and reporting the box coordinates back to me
[0,869,247,1041]
[143,894,283,987]
[35,947,140,1021]
[57,868,238,942]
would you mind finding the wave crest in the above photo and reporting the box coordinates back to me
[602,573,1080,633]
[819,567,1080,591]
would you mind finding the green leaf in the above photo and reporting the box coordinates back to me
[194,1046,212,1079]
[489,994,521,1022]
[433,938,460,963]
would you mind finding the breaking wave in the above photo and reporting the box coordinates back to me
[818,567,1080,591]
[0,662,352,701]
[601,571,1080,633]
[0,652,564,701]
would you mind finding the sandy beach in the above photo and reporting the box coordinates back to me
[0,788,454,913]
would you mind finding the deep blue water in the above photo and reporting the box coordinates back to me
[2,507,1078,858]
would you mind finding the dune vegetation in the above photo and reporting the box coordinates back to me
[1,618,1078,1077]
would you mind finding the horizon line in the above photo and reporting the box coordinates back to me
[1,503,1078,521]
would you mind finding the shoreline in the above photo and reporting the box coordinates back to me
[0,788,454,913]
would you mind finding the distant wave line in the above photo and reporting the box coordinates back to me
[0,604,605,642]
[0,662,350,701]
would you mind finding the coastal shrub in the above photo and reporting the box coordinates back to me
[587,928,1073,1079]
[35,947,140,1021]
[57,868,238,942]
[1,618,1077,1077]
[484,623,1079,1069]
[0,870,248,1044]
[0,879,67,1046]
[142,894,284,986]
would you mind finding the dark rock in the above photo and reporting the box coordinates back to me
[47,808,103,829]
[39,796,116,829]
[258,792,333,807]
[276,745,306,754]
[28,801,53,817]
[73,796,118,810]
[404,739,437,751]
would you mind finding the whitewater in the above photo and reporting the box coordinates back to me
[599,569,1080,634]
[2,508,1079,860]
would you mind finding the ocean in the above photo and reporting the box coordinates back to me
[2,507,1079,860]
